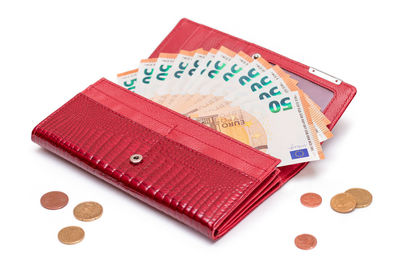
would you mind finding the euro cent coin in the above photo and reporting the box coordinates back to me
[73,201,103,222]
[295,234,317,250]
[58,226,85,245]
[345,188,372,208]
[40,191,69,210]
[300,193,322,207]
[330,193,357,213]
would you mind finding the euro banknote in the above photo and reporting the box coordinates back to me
[117,46,332,166]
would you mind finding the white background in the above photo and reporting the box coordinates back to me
[1,1,399,266]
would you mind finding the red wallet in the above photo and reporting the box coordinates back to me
[32,18,356,240]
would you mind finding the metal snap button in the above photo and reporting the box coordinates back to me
[252,53,261,59]
[130,154,143,164]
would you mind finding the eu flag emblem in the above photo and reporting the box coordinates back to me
[290,148,309,159]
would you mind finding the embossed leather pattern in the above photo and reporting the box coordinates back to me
[32,19,356,240]
[32,79,281,240]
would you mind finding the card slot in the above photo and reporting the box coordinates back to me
[86,79,280,180]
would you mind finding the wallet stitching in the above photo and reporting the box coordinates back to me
[95,80,280,173]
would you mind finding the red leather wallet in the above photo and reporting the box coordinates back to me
[31,19,356,240]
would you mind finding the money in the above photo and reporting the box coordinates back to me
[40,191,69,210]
[117,46,333,166]
[182,49,253,116]
[330,188,372,213]
[145,53,177,100]
[300,193,322,208]
[168,48,219,110]
[345,188,373,208]
[73,201,103,222]
[191,107,268,151]
[135,58,158,98]
[117,69,138,91]
[58,226,85,245]
[193,91,324,166]
[160,49,206,107]
[330,193,357,213]
[294,234,317,250]
[155,50,203,105]
[175,46,237,113]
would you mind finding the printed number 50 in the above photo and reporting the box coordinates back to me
[269,97,293,113]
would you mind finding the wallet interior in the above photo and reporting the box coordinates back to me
[150,18,357,184]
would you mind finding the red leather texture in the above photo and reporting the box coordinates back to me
[150,18,357,184]
[32,78,281,240]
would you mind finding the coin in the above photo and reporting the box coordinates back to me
[40,191,69,210]
[58,226,85,245]
[345,188,372,208]
[294,234,317,250]
[73,201,103,222]
[330,193,357,213]
[300,193,322,208]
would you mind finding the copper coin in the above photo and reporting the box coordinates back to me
[295,234,317,250]
[73,201,103,222]
[58,226,85,245]
[330,193,357,213]
[40,191,69,210]
[345,188,372,208]
[300,193,322,207]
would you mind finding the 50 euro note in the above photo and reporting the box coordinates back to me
[182,50,254,116]
[168,48,218,110]
[134,58,158,98]
[191,91,324,166]
[160,49,207,107]
[145,53,177,103]
[117,68,138,91]
[173,46,236,113]
[233,57,332,141]
[192,56,332,142]
[255,57,332,127]
[118,58,158,98]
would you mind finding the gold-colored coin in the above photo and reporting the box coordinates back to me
[330,193,357,213]
[73,201,103,222]
[345,188,372,208]
[58,226,85,245]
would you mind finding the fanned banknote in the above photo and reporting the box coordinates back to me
[117,46,332,166]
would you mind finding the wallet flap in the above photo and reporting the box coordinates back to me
[32,78,281,239]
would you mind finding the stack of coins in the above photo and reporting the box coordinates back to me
[40,191,103,245]
[330,188,372,213]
